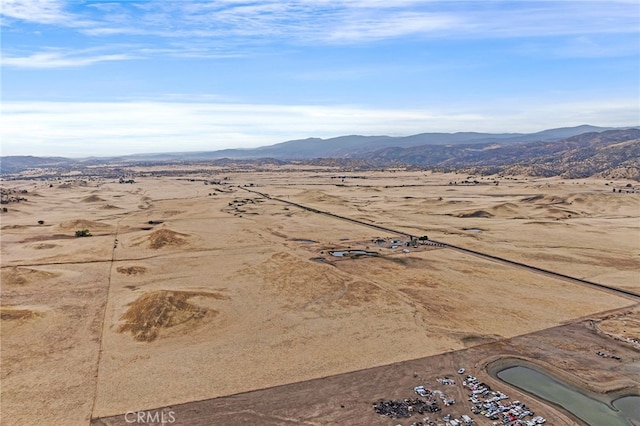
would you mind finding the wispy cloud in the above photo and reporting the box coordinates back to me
[2,0,638,73]
[4,1,638,43]
[2,0,70,24]
[2,99,638,157]
[1,0,94,28]
[1,49,133,68]
[325,11,458,43]
[515,35,640,59]
[0,41,252,68]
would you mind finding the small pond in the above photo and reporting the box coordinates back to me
[497,365,639,426]
[329,250,378,257]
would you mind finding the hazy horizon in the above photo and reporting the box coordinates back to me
[2,1,639,157]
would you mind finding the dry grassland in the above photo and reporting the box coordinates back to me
[1,168,638,424]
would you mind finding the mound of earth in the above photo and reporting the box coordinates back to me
[296,189,346,205]
[116,266,147,275]
[521,194,567,204]
[460,333,501,348]
[457,210,494,218]
[567,192,622,204]
[489,202,521,216]
[81,195,105,202]
[30,243,58,250]
[101,204,122,209]
[0,307,42,321]
[140,228,189,249]
[117,290,225,342]
[1,267,59,286]
[521,194,544,203]
[541,206,580,219]
[59,219,113,230]
[1,224,26,230]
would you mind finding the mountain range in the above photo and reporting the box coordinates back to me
[1,125,639,179]
[118,124,620,161]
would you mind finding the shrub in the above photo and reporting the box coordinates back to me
[75,229,92,237]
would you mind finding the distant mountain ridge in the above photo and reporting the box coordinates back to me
[1,125,638,179]
[182,124,619,160]
[360,128,640,180]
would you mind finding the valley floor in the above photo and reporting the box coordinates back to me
[1,168,638,425]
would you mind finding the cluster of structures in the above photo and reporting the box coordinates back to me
[371,235,432,250]
[464,374,546,425]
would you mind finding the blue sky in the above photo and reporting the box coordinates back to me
[2,0,639,157]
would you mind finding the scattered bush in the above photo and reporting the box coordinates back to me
[75,229,92,237]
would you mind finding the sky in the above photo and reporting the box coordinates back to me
[1,0,639,157]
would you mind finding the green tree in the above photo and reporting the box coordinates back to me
[75,229,92,237]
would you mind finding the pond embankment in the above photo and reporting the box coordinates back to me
[487,357,640,426]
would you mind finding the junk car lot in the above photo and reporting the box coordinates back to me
[373,372,546,426]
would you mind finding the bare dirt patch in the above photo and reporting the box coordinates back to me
[1,267,59,286]
[0,306,42,321]
[20,234,76,243]
[134,228,189,249]
[117,290,227,342]
[521,194,568,204]
[30,242,58,250]
[2,224,27,230]
[597,309,640,347]
[59,219,113,231]
[82,195,106,202]
[457,210,494,218]
[460,333,501,347]
[296,189,348,205]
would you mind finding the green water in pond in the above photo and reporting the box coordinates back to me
[329,250,378,257]
[497,366,639,426]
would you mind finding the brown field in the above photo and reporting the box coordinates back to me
[1,168,639,425]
